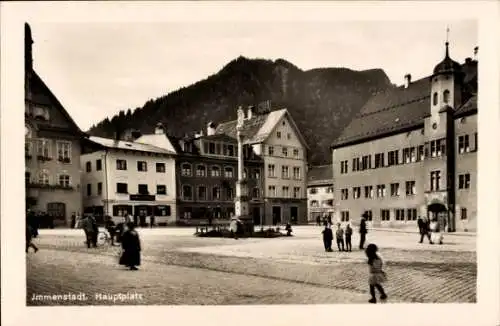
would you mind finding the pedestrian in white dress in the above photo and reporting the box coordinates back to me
[365,243,388,303]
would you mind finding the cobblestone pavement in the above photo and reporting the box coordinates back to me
[27,228,476,305]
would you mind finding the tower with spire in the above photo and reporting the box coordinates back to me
[423,35,464,232]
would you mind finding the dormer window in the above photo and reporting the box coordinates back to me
[443,90,450,104]
[33,106,49,121]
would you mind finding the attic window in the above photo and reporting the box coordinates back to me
[33,106,49,121]
[282,121,286,126]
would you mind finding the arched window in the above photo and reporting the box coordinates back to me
[443,89,450,104]
[211,166,221,177]
[182,185,193,200]
[212,186,221,200]
[432,92,438,106]
[181,163,192,176]
[224,167,234,178]
[310,200,319,207]
[197,186,207,200]
[38,170,49,185]
[196,164,206,177]
[58,174,71,187]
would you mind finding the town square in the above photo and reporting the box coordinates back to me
[2,3,500,325]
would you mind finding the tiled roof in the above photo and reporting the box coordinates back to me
[307,165,333,185]
[332,61,477,148]
[88,136,176,155]
[215,108,309,149]
[199,134,237,142]
[215,113,270,144]
[454,95,477,116]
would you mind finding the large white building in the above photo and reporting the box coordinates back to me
[215,105,309,224]
[80,135,177,225]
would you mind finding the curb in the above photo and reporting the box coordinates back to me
[370,228,476,237]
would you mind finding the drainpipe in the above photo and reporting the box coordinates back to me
[103,149,109,217]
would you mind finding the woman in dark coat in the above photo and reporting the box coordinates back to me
[119,222,141,270]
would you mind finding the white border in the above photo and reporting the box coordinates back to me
[1,1,499,326]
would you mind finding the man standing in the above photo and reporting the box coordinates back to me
[322,224,333,252]
[81,215,95,248]
[336,223,345,251]
[359,213,368,250]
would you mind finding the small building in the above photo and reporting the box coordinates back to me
[25,23,85,227]
[80,135,177,225]
[331,42,478,232]
[307,165,334,224]
[170,122,265,225]
[216,105,309,225]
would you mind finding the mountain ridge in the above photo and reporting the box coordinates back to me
[88,56,395,164]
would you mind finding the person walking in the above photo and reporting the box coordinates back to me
[430,217,443,244]
[322,224,333,252]
[365,243,388,303]
[105,215,116,246]
[418,216,432,243]
[119,222,141,270]
[149,214,155,228]
[81,215,97,248]
[316,215,321,226]
[229,218,240,240]
[26,224,39,253]
[359,213,368,249]
[345,223,353,252]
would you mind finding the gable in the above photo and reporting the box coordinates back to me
[28,71,83,134]
[135,134,178,153]
[259,110,309,150]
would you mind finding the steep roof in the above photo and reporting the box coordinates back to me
[215,108,309,148]
[307,165,333,186]
[332,61,477,149]
[88,136,176,155]
[134,133,178,153]
[29,70,85,135]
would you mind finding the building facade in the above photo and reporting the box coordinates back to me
[331,43,478,232]
[307,165,334,223]
[216,106,309,225]
[80,136,177,225]
[25,23,85,227]
[170,124,265,225]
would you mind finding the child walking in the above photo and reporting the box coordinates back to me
[365,244,387,303]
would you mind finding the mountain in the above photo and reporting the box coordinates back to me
[88,56,394,164]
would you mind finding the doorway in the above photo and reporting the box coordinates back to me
[290,206,298,224]
[272,206,281,225]
[252,207,261,225]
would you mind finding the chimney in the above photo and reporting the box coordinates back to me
[465,57,472,64]
[194,130,204,139]
[404,74,412,89]
[246,106,255,120]
[155,122,164,135]
[473,46,478,61]
[207,122,216,136]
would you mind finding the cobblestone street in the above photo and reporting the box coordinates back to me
[27,227,476,305]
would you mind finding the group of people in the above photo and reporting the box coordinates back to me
[321,212,368,252]
[417,216,445,245]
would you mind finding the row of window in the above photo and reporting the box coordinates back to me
[309,186,334,194]
[340,172,471,200]
[339,133,477,175]
[310,199,334,207]
[180,185,249,201]
[98,183,169,196]
[86,159,167,173]
[341,181,416,200]
[25,139,72,161]
[267,186,301,198]
[267,145,301,159]
[180,163,260,179]
[340,209,418,222]
[25,171,71,187]
[267,164,301,179]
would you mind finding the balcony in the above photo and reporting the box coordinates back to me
[26,182,74,190]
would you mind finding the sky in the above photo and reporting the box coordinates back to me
[29,20,477,131]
